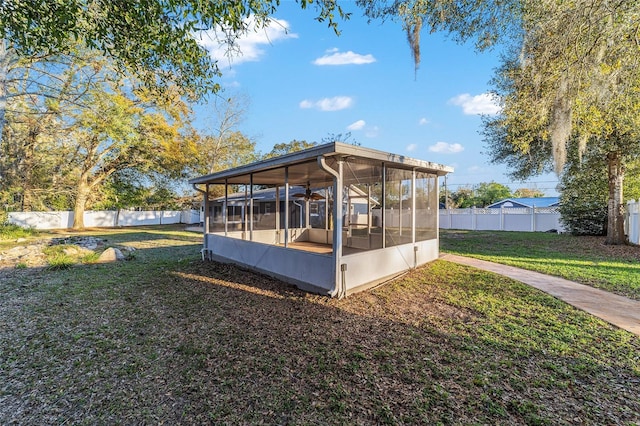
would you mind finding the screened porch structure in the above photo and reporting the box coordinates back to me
[189,142,453,297]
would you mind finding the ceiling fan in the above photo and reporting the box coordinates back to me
[293,183,325,201]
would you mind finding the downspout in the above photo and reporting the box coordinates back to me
[318,156,344,298]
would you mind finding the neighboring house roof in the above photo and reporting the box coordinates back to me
[487,197,560,208]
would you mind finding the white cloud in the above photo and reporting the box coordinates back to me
[313,49,376,66]
[198,17,297,67]
[299,96,354,111]
[418,117,429,126]
[448,93,501,115]
[428,142,465,154]
[406,143,418,152]
[466,165,493,174]
[347,120,366,131]
[365,126,380,138]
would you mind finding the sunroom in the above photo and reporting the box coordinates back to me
[189,142,453,298]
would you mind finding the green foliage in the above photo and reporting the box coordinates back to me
[0,222,37,240]
[559,144,640,236]
[263,140,317,159]
[94,174,183,210]
[0,1,349,99]
[45,251,76,270]
[485,2,640,243]
[558,150,608,236]
[447,182,512,208]
[80,252,100,263]
[513,188,545,198]
[473,182,512,207]
[43,243,102,267]
[451,187,475,208]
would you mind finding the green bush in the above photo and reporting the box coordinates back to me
[46,253,76,270]
[0,222,37,240]
[558,143,640,236]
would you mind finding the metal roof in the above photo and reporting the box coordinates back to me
[487,197,560,208]
[189,142,453,186]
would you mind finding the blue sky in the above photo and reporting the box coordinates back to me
[196,2,559,196]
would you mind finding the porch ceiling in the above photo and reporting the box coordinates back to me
[227,159,335,187]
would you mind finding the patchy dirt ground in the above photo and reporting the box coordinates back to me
[0,234,138,275]
[1,227,639,425]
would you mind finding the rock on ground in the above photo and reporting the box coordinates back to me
[96,247,125,263]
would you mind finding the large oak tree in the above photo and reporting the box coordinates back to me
[362,0,640,244]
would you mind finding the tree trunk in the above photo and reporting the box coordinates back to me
[605,151,626,245]
[73,180,91,229]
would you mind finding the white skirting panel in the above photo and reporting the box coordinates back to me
[205,234,334,294]
[342,239,439,293]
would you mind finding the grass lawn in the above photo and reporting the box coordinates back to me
[1,226,639,424]
[440,229,640,301]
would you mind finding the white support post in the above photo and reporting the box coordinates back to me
[275,185,280,244]
[381,163,386,248]
[325,185,330,244]
[411,170,416,244]
[367,184,372,239]
[243,185,248,240]
[284,167,289,248]
[398,179,403,237]
[249,174,254,241]
[347,189,352,239]
[223,180,228,236]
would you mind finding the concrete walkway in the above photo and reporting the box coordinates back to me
[441,254,640,337]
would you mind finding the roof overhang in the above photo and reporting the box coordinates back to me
[189,142,454,187]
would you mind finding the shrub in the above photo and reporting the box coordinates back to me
[46,253,75,270]
[558,143,640,236]
[0,222,37,241]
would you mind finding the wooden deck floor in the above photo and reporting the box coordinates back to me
[279,241,365,256]
[283,241,333,254]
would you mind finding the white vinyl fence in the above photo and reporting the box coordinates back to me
[439,207,564,233]
[628,200,640,245]
[8,209,201,230]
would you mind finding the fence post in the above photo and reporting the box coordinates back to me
[500,205,505,231]
[628,199,639,245]
[472,207,476,231]
[531,205,535,232]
